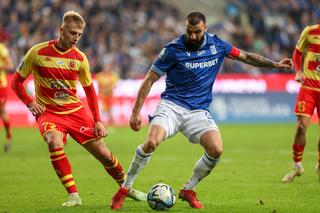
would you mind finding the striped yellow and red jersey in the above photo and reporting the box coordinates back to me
[17,40,92,114]
[296,24,320,91]
[0,43,10,88]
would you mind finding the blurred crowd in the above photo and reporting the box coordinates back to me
[221,0,320,74]
[0,0,320,77]
[0,0,184,79]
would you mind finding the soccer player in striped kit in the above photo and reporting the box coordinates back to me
[110,11,292,210]
[0,41,13,152]
[282,24,320,183]
[11,10,146,207]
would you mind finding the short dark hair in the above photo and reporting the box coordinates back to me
[186,12,206,25]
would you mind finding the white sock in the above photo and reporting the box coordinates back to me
[123,145,152,188]
[294,161,302,167]
[69,192,79,197]
[184,153,220,190]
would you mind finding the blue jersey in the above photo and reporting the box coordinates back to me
[151,32,232,111]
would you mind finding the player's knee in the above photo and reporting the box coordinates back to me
[206,145,223,159]
[296,121,308,134]
[143,138,160,153]
[45,134,63,148]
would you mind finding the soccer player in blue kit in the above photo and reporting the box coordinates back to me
[110,12,293,210]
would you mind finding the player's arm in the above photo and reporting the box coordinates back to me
[231,48,292,69]
[130,70,161,131]
[12,46,46,116]
[292,26,309,83]
[79,55,107,138]
[293,48,304,83]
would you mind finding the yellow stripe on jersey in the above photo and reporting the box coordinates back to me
[53,106,84,114]
[37,55,83,71]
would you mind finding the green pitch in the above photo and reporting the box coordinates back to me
[1,123,320,213]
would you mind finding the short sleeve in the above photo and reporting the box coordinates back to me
[296,26,309,52]
[17,45,38,79]
[220,39,233,56]
[151,47,176,76]
[78,54,92,86]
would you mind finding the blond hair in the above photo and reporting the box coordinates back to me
[62,10,85,27]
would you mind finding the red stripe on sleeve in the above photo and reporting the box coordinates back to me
[293,48,302,72]
[11,73,34,106]
[229,46,240,58]
[83,83,101,122]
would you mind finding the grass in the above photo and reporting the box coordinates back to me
[1,123,320,212]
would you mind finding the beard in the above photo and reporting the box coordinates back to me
[184,35,204,51]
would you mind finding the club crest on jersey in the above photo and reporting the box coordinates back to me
[69,61,75,68]
[210,45,217,55]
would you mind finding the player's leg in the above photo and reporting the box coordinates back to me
[110,125,166,210]
[110,100,179,210]
[316,132,320,179]
[282,88,314,183]
[315,101,320,179]
[282,115,310,183]
[180,130,221,209]
[82,139,125,184]
[82,138,146,201]
[179,110,221,208]
[45,131,82,206]
[38,113,81,206]
[0,99,12,152]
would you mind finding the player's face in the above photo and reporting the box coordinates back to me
[185,20,207,50]
[59,21,84,49]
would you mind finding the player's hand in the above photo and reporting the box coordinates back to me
[130,113,142,132]
[27,101,46,116]
[94,121,108,138]
[295,72,305,83]
[276,58,293,69]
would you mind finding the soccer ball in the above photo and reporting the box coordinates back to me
[147,183,176,211]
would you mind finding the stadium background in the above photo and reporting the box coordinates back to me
[1,1,320,213]
[0,0,319,126]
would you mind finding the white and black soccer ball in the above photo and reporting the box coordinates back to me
[147,183,176,211]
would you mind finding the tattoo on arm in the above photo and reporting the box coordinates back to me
[239,51,278,67]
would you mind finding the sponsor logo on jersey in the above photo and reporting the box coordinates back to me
[57,60,64,65]
[186,51,191,57]
[197,50,206,56]
[80,126,94,133]
[185,58,218,69]
[44,56,52,62]
[210,45,217,55]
